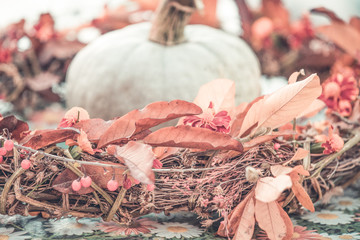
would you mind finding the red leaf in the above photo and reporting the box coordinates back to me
[143,125,243,152]
[21,129,78,149]
[255,175,292,203]
[98,100,202,148]
[114,141,155,185]
[233,197,255,240]
[239,74,321,137]
[73,118,113,142]
[217,191,255,237]
[255,200,293,240]
[0,115,29,142]
[77,130,95,154]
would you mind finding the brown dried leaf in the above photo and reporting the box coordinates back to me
[98,100,202,148]
[0,115,29,142]
[114,141,155,185]
[143,125,243,152]
[217,191,255,237]
[233,197,255,240]
[255,200,293,240]
[78,130,95,154]
[21,129,78,149]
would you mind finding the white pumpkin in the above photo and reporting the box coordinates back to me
[66,0,261,120]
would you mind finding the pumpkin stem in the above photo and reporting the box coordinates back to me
[149,0,197,46]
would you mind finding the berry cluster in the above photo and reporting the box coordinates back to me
[0,139,14,164]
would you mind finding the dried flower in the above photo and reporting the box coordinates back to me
[320,68,359,116]
[321,126,344,154]
[183,102,231,133]
[98,218,156,236]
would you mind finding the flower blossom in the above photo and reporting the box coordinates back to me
[320,68,359,116]
[320,126,344,154]
[183,102,231,133]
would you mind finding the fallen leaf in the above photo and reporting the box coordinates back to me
[255,175,292,203]
[239,74,321,137]
[289,148,309,162]
[21,129,78,149]
[114,141,155,185]
[242,130,295,150]
[217,191,255,237]
[98,100,202,148]
[255,200,293,240]
[233,197,255,240]
[73,118,113,142]
[270,165,293,177]
[0,115,29,142]
[77,130,95,154]
[290,175,315,212]
[143,125,243,152]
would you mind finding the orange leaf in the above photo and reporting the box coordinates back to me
[73,118,113,142]
[270,165,293,177]
[292,165,310,176]
[297,99,326,118]
[78,130,95,155]
[143,125,243,152]
[192,78,235,113]
[291,179,315,212]
[255,175,292,203]
[312,8,360,57]
[217,191,255,237]
[233,197,255,240]
[114,141,155,185]
[98,100,202,148]
[239,74,321,137]
[289,148,309,162]
[21,129,78,149]
[255,200,293,240]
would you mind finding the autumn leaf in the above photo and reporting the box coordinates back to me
[0,115,29,142]
[21,129,78,149]
[255,175,292,203]
[297,99,326,118]
[73,118,113,142]
[242,130,295,150]
[255,200,293,240]
[311,7,360,58]
[98,100,202,148]
[77,130,95,154]
[217,191,255,237]
[271,165,314,212]
[143,125,243,152]
[233,197,255,240]
[114,141,155,185]
[192,78,235,113]
[239,74,321,137]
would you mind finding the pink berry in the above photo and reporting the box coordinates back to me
[107,179,119,191]
[21,159,31,170]
[80,176,92,188]
[0,156,3,164]
[0,147,6,156]
[72,179,82,192]
[274,143,281,150]
[147,184,155,191]
[4,140,14,151]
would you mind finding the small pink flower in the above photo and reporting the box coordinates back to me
[321,126,344,154]
[320,68,359,116]
[183,102,231,133]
